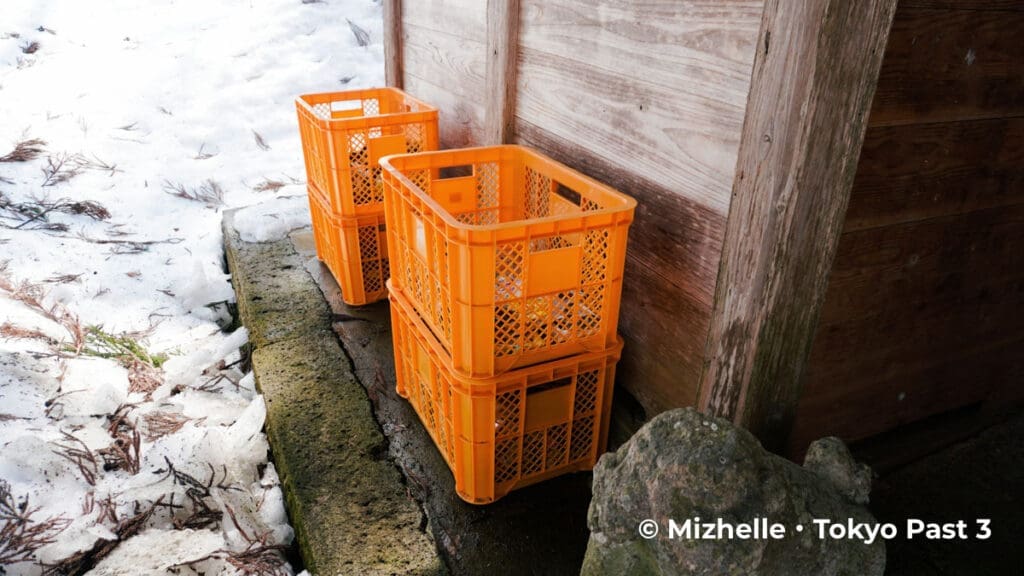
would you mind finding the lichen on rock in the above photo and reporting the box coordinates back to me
[581,408,885,576]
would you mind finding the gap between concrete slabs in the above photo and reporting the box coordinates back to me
[222,210,447,576]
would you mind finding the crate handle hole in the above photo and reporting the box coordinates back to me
[554,183,582,206]
[331,100,362,112]
[528,377,573,396]
[439,165,474,179]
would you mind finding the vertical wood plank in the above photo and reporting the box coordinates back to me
[383,0,403,88]
[484,0,520,144]
[698,0,898,452]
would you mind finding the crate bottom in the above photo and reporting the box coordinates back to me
[389,287,621,504]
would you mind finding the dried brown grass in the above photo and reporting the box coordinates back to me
[252,178,286,193]
[0,480,71,566]
[52,431,99,486]
[0,138,46,163]
[0,263,87,353]
[141,411,199,442]
[42,496,163,576]
[162,179,225,207]
[97,404,142,475]
[0,321,55,344]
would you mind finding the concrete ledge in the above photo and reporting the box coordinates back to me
[224,219,332,350]
[223,211,446,576]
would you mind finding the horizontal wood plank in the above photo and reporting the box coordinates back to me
[519,0,762,107]
[811,269,1024,387]
[845,117,1024,232]
[515,46,744,215]
[615,257,708,415]
[402,73,486,148]
[848,394,1024,475]
[516,119,724,415]
[897,1,1024,11]
[797,203,1024,448]
[402,22,486,102]
[795,1,1024,454]
[821,203,1024,329]
[792,336,1024,452]
[516,118,725,319]
[869,7,1024,126]
[401,0,487,43]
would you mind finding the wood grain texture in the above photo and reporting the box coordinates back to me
[792,337,1024,457]
[402,73,486,149]
[792,2,1024,456]
[511,0,764,417]
[698,0,898,452]
[793,205,1024,452]
[484,0,520,144]
[616,257,711,416]
[898,0,1024,13]
[401,0,488,43]
[844,117,1024,232]
[516,119,726,414]
[819,205,1024,331]
[869,7,1024,127]
[402,23,486,102]
[516,0,763,215]
[399,0,488,148]
[383,0,403,88]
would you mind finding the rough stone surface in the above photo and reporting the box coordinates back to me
[223,212,332,350]
[253,336,444,576]
[581,408,885,576]
[804,436,872,505]
[223,211,446,576]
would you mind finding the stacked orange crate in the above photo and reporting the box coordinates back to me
[295,88,438,305]
[380,145,636,503]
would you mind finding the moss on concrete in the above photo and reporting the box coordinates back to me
[223,211,446,575]
[223,215,332,350]
[253,335,444,576]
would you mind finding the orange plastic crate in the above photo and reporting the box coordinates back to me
[380,145,636,377]
[389,285,621,504]
[307,183,389,306]
[296,87,439,217]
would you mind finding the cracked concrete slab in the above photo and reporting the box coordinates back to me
[223,210,446,576]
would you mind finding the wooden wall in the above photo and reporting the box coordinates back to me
[400,0,488,148]
[790,0,1024,454]
[394,0,765,417]
[512,0,764,415]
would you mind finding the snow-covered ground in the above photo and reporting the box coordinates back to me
[0,1,383,573]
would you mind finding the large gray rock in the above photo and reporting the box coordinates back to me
[582,408,884,576]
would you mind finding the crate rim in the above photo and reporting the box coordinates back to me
[295,86,438,125]
[380,144,637,233]
[388,281,624,393]
[307,181,386,227]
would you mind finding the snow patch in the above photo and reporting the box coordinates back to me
[233,195,313,243]
[88,528,225,575]
[0,0,384,572]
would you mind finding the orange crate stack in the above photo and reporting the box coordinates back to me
[296,87,439,305]
[307,183,389,305]
[389,286,622,504]
[380,145,636,503]
[380,145,636,377]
